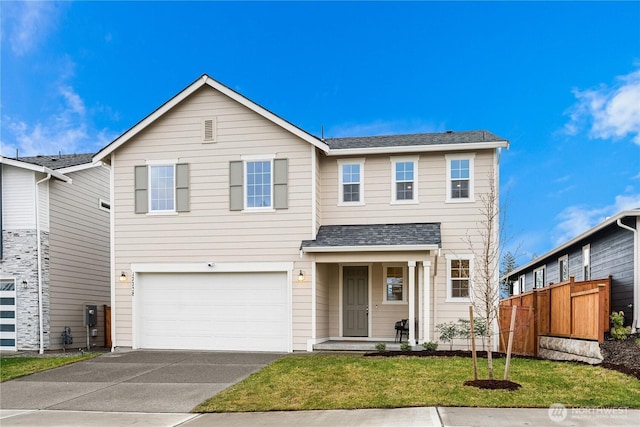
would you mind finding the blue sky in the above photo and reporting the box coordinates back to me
[1,1,639,264]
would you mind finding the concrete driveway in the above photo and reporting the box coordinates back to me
[0,350,284,413]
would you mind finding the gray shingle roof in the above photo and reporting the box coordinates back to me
[18,153,94,170]
[301,223,441,249]
[324,130,505,150]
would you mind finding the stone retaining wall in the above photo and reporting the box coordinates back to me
[539,336,603,365]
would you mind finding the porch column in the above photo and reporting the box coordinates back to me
[408,261,416,345]
[423,260,431,342]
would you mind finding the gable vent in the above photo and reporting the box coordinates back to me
[202,117,217,143]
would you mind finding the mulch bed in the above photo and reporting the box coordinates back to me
[600,334,640,380]
[464,379,522,391]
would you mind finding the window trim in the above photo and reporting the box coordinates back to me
[382,264,408,304]
[337,158,365,206]
[582,244,591,281]
[146,160,177,215]
[390,156,419,204]
[533,265,546,289]
[445,254,473,302]
[445,153,475,203]
[242,154,275,212]
[517,274,525,295]
[558,255,569,282]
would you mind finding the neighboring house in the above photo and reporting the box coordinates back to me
[503,209,640,331]
[0,154,110,352]
[93,74,509,353]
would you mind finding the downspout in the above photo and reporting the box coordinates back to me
[35,173,52,354]
[616,218,639,332]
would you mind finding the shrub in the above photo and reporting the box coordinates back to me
[422,341,438,351]
[400,341,412,352]
[375,342,387,352]
[610,311,631,340]
[436,321,458,350]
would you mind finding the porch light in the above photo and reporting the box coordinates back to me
[298,270,305,282]
[119,271,127,282]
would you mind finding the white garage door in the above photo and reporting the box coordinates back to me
[136,272,289,352]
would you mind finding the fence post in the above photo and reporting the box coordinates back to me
[504,306,518,381]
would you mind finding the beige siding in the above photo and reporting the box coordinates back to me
[369,263,409,338]
[113,86,315,350]
[2,166,37,229]
[48,166,111,349]
[315,263,330,338]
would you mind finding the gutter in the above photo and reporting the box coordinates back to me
[35,173,51,354]
[616,218,639,332]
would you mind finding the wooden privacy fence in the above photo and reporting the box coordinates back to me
[499,276,610,356]
[104,305,112,348]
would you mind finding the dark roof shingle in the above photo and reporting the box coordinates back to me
[324,130,505,150]
[301,223,441,249]
[18,153,94,170]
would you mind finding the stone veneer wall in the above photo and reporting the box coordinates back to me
[0,229,51,350]
[539,336,603,365]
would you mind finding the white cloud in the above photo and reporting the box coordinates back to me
[1,83,115,157]
[552,193,640,245]
[326,119,444,138]
[2,2,64,56]
[565,67,640,145]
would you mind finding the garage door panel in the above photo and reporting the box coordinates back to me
[136,272,289,352]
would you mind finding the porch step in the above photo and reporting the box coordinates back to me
[313,340,406,352]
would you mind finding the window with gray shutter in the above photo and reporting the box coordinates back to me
[134,165,148,214]
[176,163,189,212]
[229,161,244,211]
[274,158,288,209]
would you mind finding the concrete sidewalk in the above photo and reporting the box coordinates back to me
[2,407,639,426]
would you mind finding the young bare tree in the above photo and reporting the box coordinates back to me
[464,165,506,380]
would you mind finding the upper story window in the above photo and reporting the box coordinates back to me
[558,255,569,282]
[582,244,591,281]
[338,158,365,205]
[446,154,475,202]
[229,156,288,212]
[383,264,407,303]
[446,255,472,301]
[514,274,525,295]
[246,160,272,209]
[149,164,175,212]
[534,266,545,289]
[391,157,418,203]
[134,161,189,215]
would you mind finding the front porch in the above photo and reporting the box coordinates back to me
[300,223,446,352]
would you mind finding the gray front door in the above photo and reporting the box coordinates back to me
[343,266,368,337]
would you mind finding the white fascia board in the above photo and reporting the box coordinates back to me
[58,162,102,174]
[0,156,71,183]
[93,75,330,164]
[325,140,509,157]
[301,244,439,253]
[502,209,640,280]
[131,262,294,273]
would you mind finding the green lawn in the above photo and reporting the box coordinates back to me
[0,354,98,382]
[194,354,640,412]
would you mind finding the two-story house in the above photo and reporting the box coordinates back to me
[1,154,110,352]
[93,74,508,352]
